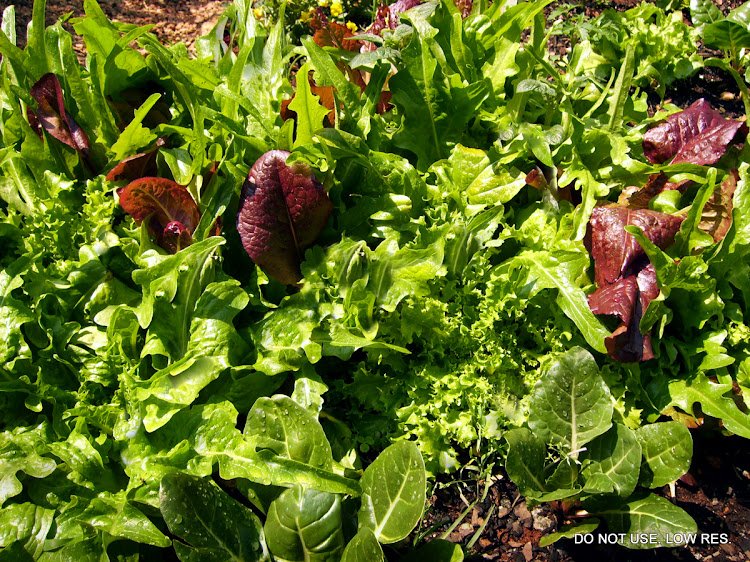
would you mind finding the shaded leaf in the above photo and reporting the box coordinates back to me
[538,519,600,547]
[105,139,164,183]
[28,73,90,158]
[160,472,269,561]
[600,494,697,549]
[237,150,333,285]
[504,428,548,498]
[400,539,464,561]
[340,527,384,562]
[588,264,660,362]
[699,169,739,243]
[642,99,747,166]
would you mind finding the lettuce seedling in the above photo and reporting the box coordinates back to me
[236,150,333,285]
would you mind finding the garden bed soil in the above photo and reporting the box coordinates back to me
[5,0,750,560]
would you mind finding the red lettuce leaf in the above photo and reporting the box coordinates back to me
[160,221,194,254]
[28,73,90,158]
[105,138,165,183]
[589,264,659,362]
[643,99,747,166]
[118,178,201,253]
[312,18,363,52]
[236,150,334,285]
[586,206,684,286]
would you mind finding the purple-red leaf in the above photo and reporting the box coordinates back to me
[589,264,659,362]
[586,206,684,286]
[106,138,165,183]
[236,150,334,285]
[643,99,747,166]
[28,73,90,158]
[118,178,201,254]
[161,221,194,254]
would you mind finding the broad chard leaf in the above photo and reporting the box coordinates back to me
[528,347,614,454]
[340,527,384,562]
[244,396,333,470]
[237,150,333,285]
[636,421,692,488]
[358,441,426,544]
[503,428,548,499]
[264,485,344,562]
[599,494,697,549]
[160,472,269,561]
[580,423,641,497]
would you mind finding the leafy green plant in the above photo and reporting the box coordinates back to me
[692,0,750,115]
[508,348,696,548]
[158,428,427,561]
[3,0,750,558]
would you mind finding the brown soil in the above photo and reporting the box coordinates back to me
[5,1,750,561]
[3,0,227,52]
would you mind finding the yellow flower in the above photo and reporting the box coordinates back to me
[318,0,329,6]
[346,21,357,32]
[330,1,343,16]
[253,7,263,18]
[300,11,311,22]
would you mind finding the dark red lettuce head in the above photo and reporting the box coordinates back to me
[585,206,684,362]
[643,99,747,166]
[585,206,684,287]
[236,150,334,285]
[118,178,201,254]
[28,73,90,158]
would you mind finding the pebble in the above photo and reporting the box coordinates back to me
[532,505,556,533]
